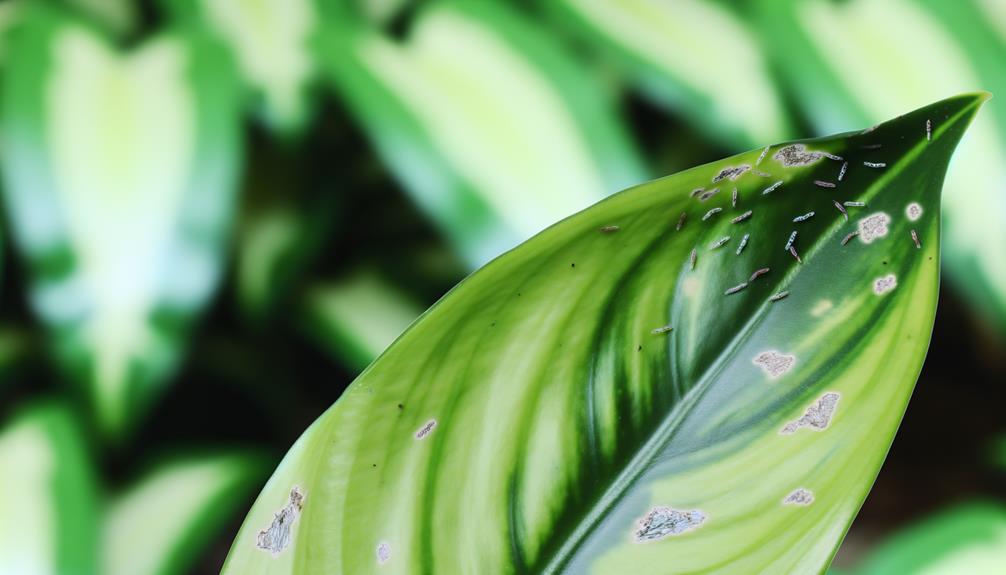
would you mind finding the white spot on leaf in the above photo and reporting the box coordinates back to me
[810,300,833,317]
[781,393,840,434]
[377,542,391,565]
[256,487,305,556]
[753,350,796,378]
[873,274,897,295]
[773,144,826,167]
[906,202,923,221]
[783,488,814,506]
[857,212,891,243]
[634,507,706,542]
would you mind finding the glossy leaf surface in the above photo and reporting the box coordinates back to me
[223,95,984,574]
[319,2,647,266]
[755,0,1006,336]
[0,7,243,436]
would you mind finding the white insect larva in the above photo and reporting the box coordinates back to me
[833,201,848,221]
[789,246,802,264]
[600,225,620,233]
[756,145,770,165]
[784,230,798,251]
[749,267,770,282]
[814,180,836,189]
[676,212,687,231]
[769,291,789,302]
[651,324,674,335]
[699,188,721,201]
[792,212,815,223]
[844,201,866,207]
[710,236,731,249]
[725,282,748,296]
[415,419,437,440]
[690,248,697,270]
[731,210,753,224]
[762,181,784,195]
[823,152,844,161]
[736,233,750,255]
[703,207,722,221]
[926,118,932,141]
[841,231,859,245]
[732,187,738,208]
[910,229,921,249]
[863,161,886,168]
[838,161,848,181]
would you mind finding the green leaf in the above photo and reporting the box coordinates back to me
[852,503,1006,574]
[546,0,792,148]
[222,94,986,573]
[755,0,1006,336]
[0,403,99,574]
[161,0,318,134]
[302,270,423,371]
[0,7,244,437]
[319,1,647,267]
[104,452,266,575]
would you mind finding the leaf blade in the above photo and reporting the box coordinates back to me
[224,94,985,574]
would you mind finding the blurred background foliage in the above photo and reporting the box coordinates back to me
[0,0,1002,573]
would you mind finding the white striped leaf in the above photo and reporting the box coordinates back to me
[0,7,244,436]
[547,0,792,148]
[0,404,99,574]
[221,95,985,573]
[319,2,647,267]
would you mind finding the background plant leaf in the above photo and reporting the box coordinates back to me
[0,403,99,574]
[104,452,266,575]
[546,0,792,148]
[0,6,244,437]
[222,94,986,574]
[318,1,648,267]
[754,0,1006,338]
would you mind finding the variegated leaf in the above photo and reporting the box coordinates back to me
[222,95,985,573]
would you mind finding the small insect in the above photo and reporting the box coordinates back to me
[732,187,738,208]
[823,152,844,161]
[926,118,932,141]
[690,248,697,270]
[910,229,921,249]
[691,188,704,198]
[762,181,784,195]
[863,161,886,168]
[789,245,802,263]
[600,225,620,233]
[843,201,866,207]
[699,188,721,201]
[676,212,687,231]
[725,282,748,296]
[769,291,789,302]
[736,233,750,255]
[833,200,848,221]
[710,236,731,249]
[838,161,848,181]
[784,230,798,251]
[702,207,722,221]
[814,180,836,189]
[793,211,815,223]
[756,145,770,165]
[749,267,770,282]
[651,324,674,335]
[732,210,753,224]
[841,231,860,245]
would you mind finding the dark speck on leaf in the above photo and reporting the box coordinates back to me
[397,403,404,410]
[637,345,643,352]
